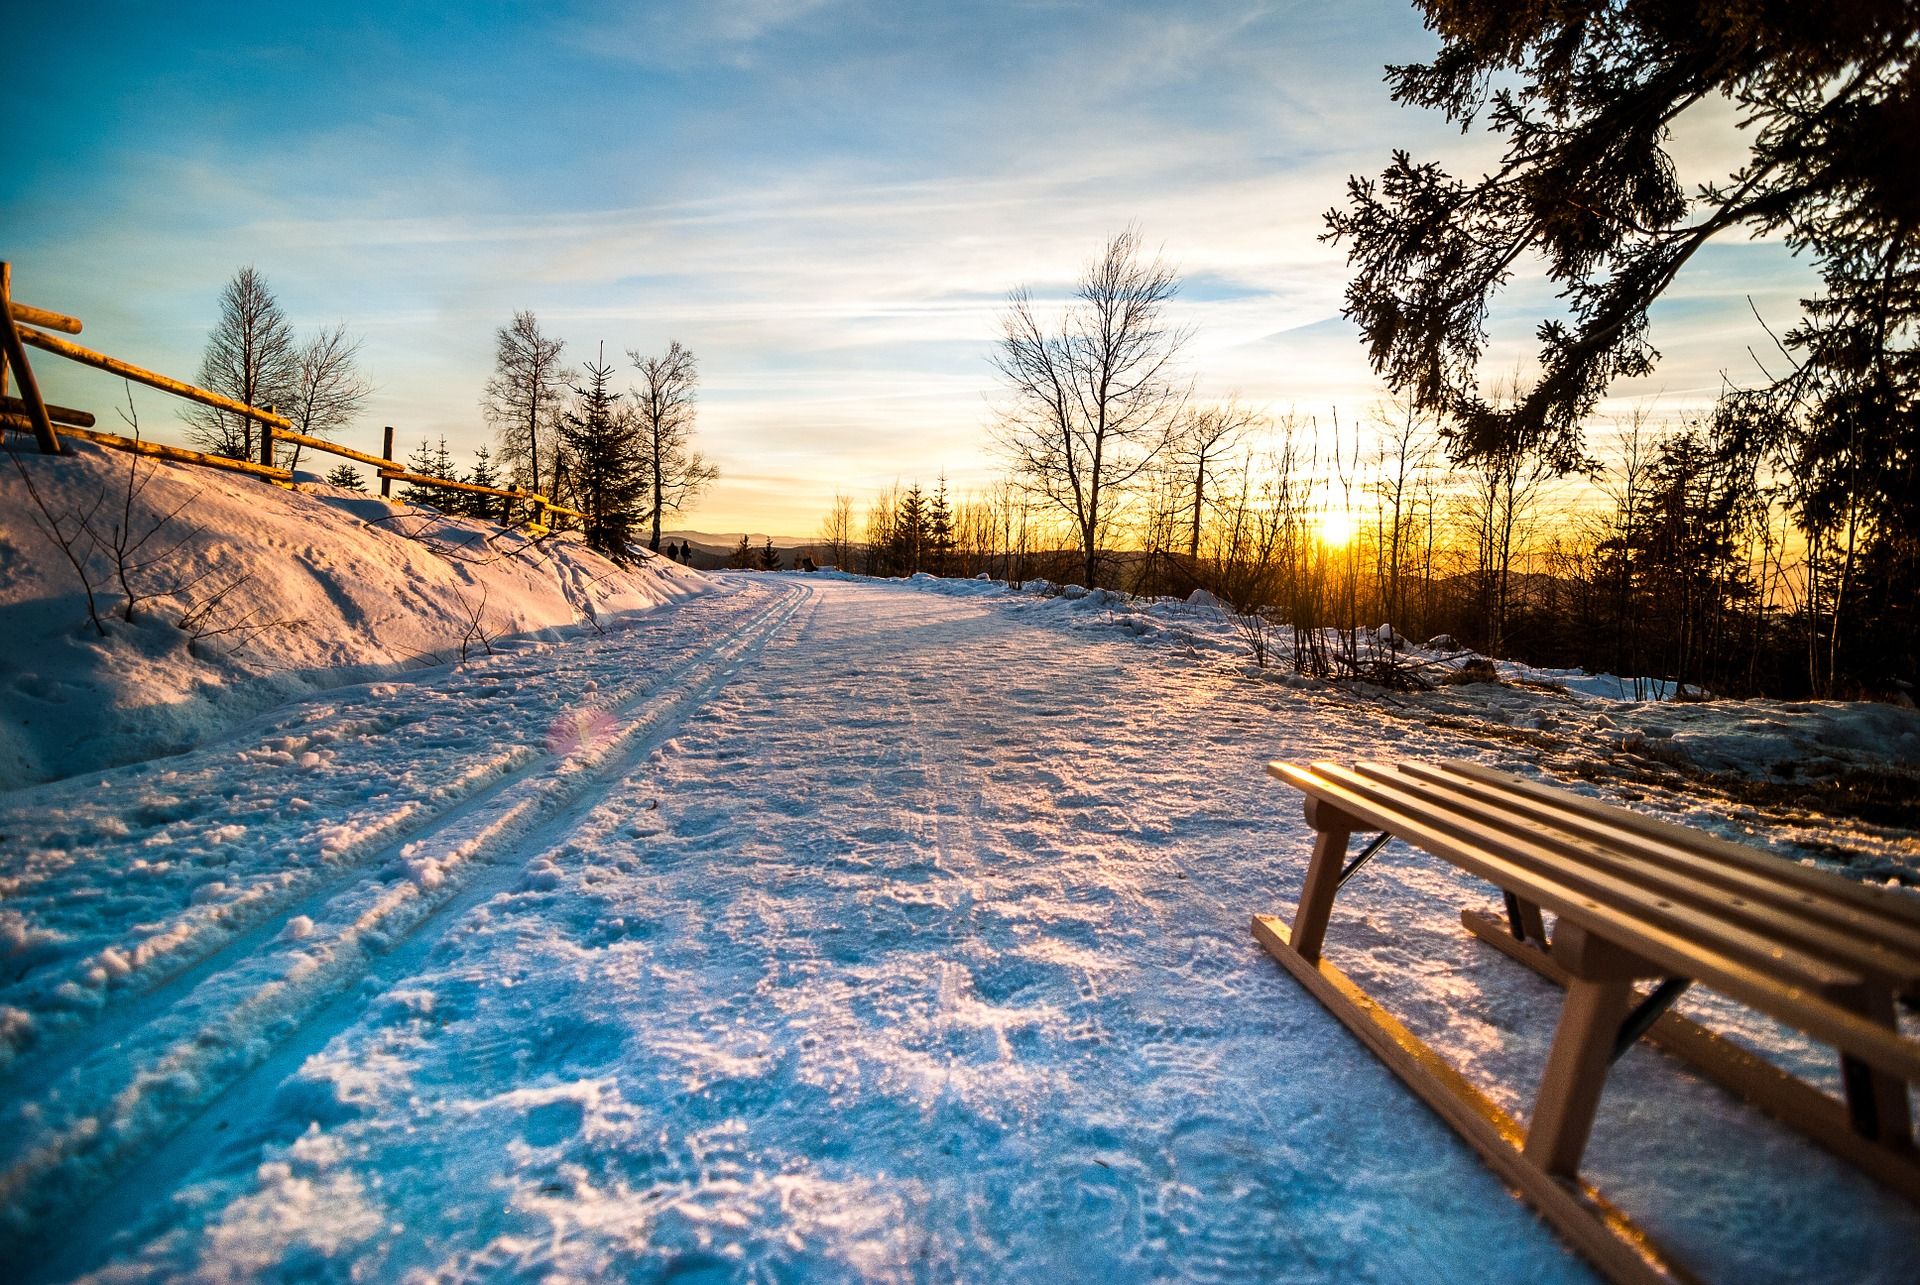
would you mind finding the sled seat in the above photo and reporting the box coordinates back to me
[1255,759,1920,1285]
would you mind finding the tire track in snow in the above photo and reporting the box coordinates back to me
[0,581,810,1266]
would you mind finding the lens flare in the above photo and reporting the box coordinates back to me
[546,707,618,758]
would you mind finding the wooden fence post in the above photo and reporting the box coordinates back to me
[260,406,277,470]
[380,426,395,498]
[0,263,61,455]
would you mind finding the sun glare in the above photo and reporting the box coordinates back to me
[1318,508,1357,548]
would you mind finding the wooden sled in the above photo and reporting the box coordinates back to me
[1255,760,1920,1285]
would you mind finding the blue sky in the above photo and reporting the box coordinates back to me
[5,1,1817,534]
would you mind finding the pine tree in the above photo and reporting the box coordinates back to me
[325,463,367,492]
[557,345,645,560]
[725,534,755,569]
[758,538,781,571]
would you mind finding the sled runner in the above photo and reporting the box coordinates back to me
[1255,759,1920,1285]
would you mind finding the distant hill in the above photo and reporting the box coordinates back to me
[662,531,822,571]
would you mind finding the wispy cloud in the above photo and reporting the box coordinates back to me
[4,0,1813,533]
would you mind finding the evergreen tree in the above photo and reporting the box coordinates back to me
[895,485,928,574]
[557,346,645,559]
[1326,0,1920,685]
[928,477,955,575]
[758,538,782,571]
[462,445,503,519]
[400,437,462,509]
[726,534,755,569]
[324,463,367,492]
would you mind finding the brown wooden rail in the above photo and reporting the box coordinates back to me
[7,421,294,481]
[14,323,292,430]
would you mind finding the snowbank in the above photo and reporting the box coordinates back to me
[0,441,709,789]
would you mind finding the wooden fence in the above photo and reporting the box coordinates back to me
[0,261,583,527]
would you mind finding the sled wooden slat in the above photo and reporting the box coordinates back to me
[1396,761,1920,969]
[1443,760,1920,931]
[1255,758,1920,1285]
[1314,761,1861,994]
[1358,762,1920,993]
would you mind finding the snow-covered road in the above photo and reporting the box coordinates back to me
[2,575,1914,1282]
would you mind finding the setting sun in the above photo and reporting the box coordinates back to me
[1318,508,1358,548]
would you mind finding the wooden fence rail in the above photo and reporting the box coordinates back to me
[0,261,584,529]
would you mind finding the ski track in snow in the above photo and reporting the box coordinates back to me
[1,575,1915,1283]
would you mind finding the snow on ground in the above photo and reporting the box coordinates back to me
[1,572,1917,1283]
[0,440,707,790]
[867,571,1920,883]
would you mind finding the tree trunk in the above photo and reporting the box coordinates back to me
[650,433,664,551]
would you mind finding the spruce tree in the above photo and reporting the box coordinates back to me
[895,485,927,574]
[928,477,955,576]
[324,463,367,492]
[400,437,462,509]
[557,346,645,560]
[463,445,503,518]
[758,538,782,571]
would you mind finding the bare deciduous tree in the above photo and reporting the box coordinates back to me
[992,228,1190,588]
[627,340,717,552]
[819,493,856,569]
[282,323,372,470]
[484,311,571,499]
[1175,398,1261,560]
[184,266,299,462]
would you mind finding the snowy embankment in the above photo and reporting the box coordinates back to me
[0,571,1915,1282]
[0,440,708,789]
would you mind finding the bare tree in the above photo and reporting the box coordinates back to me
[282,323,372,470]
[184,266,299,461]
[992,228,1190,588]
[819,493,856,569]
[1367,395,1435,631]
[483,311,571,499]
[1175,398,1261,560]
[627,340,717,552]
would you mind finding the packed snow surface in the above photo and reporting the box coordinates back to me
[0,440,707,790]
[1,573,1917,1282]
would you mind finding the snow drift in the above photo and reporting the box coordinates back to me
[0,439,708,789]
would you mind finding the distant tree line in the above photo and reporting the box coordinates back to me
[813,210,1915,700]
